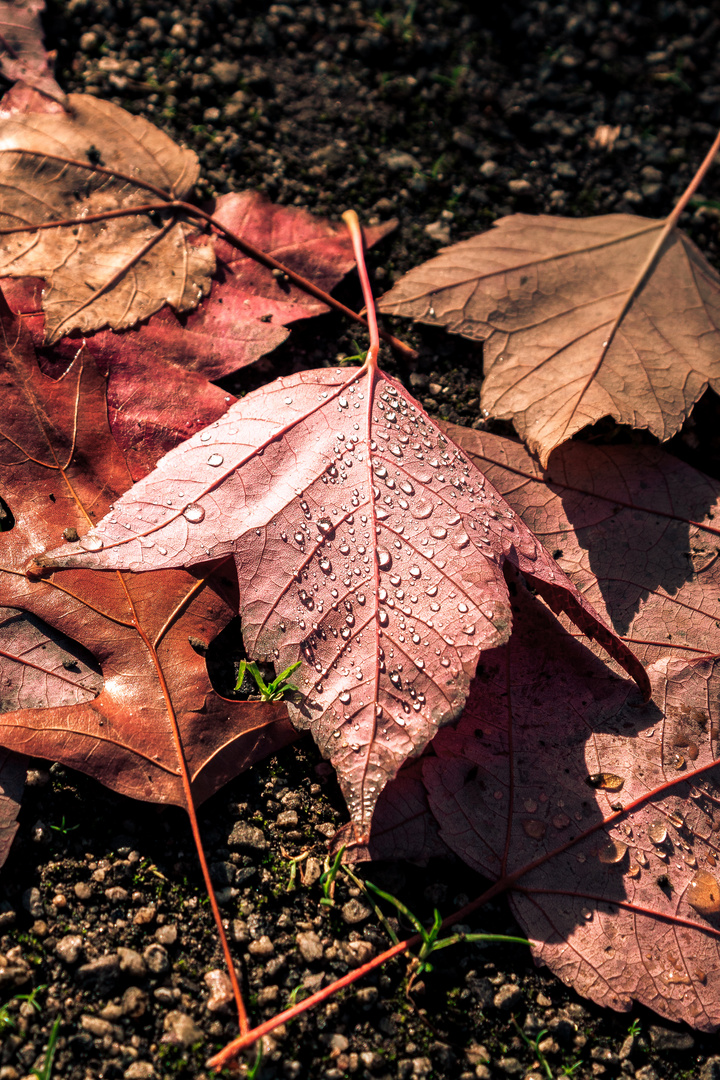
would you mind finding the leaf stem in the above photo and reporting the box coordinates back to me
[341,210,380,374]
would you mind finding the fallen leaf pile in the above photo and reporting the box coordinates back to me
[3,8,720,1054]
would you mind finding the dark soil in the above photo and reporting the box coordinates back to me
[3,1,720,1079]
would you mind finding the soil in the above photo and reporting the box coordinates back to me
[2,1,720,1079]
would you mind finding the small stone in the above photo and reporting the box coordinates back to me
[0,966,30,991]
[342,940,375,967]
[297,931,324,963]
[75,954,119,991]
[74,882,93,901]
[356,986,378,1007]
[124,1062,156,1079]
[700,1057,720,1080]
[80,1014,114,1037]
[465,1045,491,1067]
[538,1037,559,1055]
[329,1034,349,1053]
[143,943,169,975]
[153,986,176,1005]
[122,986,149,1018]
[536,992,552,1007]
[211,60,240,86]
[277,810,298,827]
[493,983,523,1012]
[474,1067,491,1080]
[379,150,421,173]
[412,1059,432,1076]
[133,905,156,926]
[303,857,321,886]
[257,985,279,1006]
[117,947,146,979]
[496,1058,524,1077]
[99,1003,124,1021]
[204,969,234,1013]
[508,178,533,195]
[648,1025,694,1051]
[162,1010,203,1047]
[228,822,267,851]
[424,221,451,244]
[248,935,274,958]
[56,935,84,965]
[105,886,129,903]
[341,899,371,924]
[619,1035,635,1060]
[154,925,177,946]
[79,31,99,52]
[479,160,498,178]
[634,1068,659,1080]
[21,887,43,918]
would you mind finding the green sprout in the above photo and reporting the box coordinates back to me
[319,845,346,905]
[31,1016,61,1080]
[362,879,529,986]
[627,1017,642,1037]
[338,338,368,365]
[234,659,302,702]
[245,1040,263,1080]
[49,815,78,836]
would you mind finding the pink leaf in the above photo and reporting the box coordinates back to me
[37,365,648,839]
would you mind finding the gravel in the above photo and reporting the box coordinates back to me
[2,0,720,1077]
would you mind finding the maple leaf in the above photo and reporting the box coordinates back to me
[378,143,720,466]
[0,89,214,341]
[444,425,720,664]
[35,343,649,840]
[0,0,67,105]
[0,296,296,861]
[0,748,25,868]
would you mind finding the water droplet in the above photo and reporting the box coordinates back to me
[458,603,469,613]
[200,431,212,442]
[183,504,205,523]
[580,907,593,921]
[648,820,667,845]
[377,549,392,569]
[374,465,388,479]
[687,870,720,917]
[319,558,331,573]
[453,531,470,550]
[409,566,421,578]
[667,810,684,829]
[412,500,433,520]
[339,691,351,704]
[415,658,425,669]
[636,851,648,867]
[585,773,625,792]
[378,611,389,627]
[390,445,402,457]
[400,481,414,495]
[447,512,461,526]
[317,518,335,537]
[598,839,627,864]
[522,819,546,840]
[294,532,305,544]
[339,396,349,408]
[627,861,641,878]
[207,454,224,467]
[79,534,103,551]
[430,526,447,540]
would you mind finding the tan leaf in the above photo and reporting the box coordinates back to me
[378,212,720,466]
[0,92,214,341]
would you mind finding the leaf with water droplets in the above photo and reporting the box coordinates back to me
[353,584,720,1030]
[36,361,648,840]
[378,212,720,466]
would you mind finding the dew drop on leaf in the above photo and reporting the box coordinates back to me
[207,454,224,467]
[648,820,668,845]
[453,531,470,550]
[339,691,351,704]
[411,500,433,519]
[79,534,103,551]
[687,870,720,917]
[598,839,627,864]
[400,481,414,495]
[430,526,447,540]
[183,504,205,523]
[377,548,392,569]
[522,819,546,840]
[317,518,335,537]
[585,772,625,792]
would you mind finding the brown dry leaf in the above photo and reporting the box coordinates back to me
[0,0,67,105]
[378,213,720,466]
[0,90,214,341]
